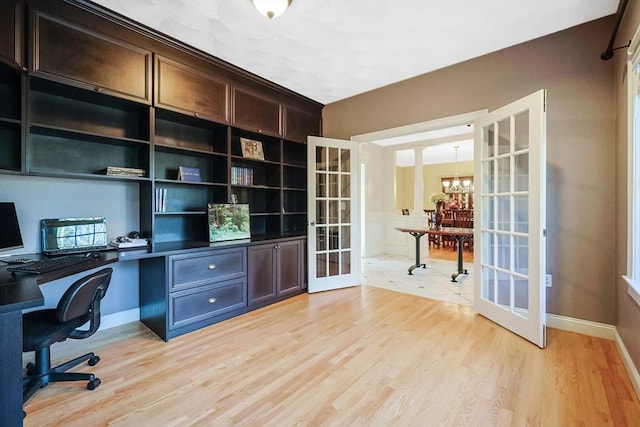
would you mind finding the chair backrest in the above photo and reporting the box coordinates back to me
[454,210,474,228]
[56,268,112,339]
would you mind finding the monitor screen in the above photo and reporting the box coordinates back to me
[0,202,24,253]
[41,217,107,255]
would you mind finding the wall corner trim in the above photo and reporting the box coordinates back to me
[614,328,640,401]
[547,313,640,400]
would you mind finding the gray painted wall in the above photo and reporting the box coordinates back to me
[0,174,140,315]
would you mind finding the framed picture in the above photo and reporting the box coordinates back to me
[208,203,251,242]
[240,138,265,160]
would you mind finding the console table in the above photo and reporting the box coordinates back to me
[426,227,474,282]
[394,227,429,275]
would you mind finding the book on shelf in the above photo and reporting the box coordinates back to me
[240,137,264,160]
[105,166,146,177]
[155,188,167,212]
[178,166,201,182]
[230,166,253,186]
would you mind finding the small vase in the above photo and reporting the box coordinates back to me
[435,202,444,230]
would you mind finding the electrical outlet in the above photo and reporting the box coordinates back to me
[546,274,552,287]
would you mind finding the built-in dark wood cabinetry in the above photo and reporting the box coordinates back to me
[284,105,321,144]
[248,238,304,307]
[0,65,21,173]
[0,0,322,341]
[154,55,229,123]
[31,11,151,103]
[140,247,248,341]
[0,1,22,68]
[232,86,282,137]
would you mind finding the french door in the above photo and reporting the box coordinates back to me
[307,136,359,293]
[474,90,547,348]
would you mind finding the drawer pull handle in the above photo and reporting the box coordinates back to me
[208,264,216,270]
[208,297,217,304]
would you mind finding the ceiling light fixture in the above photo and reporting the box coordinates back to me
[447,145,467,194]
[252,0,291,19]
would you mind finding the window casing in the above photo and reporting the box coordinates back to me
[624,27,640,306]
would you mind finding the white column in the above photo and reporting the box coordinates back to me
[412,147,423,215]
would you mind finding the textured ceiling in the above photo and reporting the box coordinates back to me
[90,0,618,105]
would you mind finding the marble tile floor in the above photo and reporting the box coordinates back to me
[360,254,474,306]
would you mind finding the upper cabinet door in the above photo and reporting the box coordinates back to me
[31,11,152,104]
[0,1,22,68]
[232,86,282,137]
[284,105,321,144]
[155,55,229,123]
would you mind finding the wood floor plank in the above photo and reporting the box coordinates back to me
[22,285,640,426]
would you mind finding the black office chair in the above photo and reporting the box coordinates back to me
[22,267,113,404]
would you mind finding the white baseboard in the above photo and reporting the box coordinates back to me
[546,313,616,339]
[99,308,139,331]
[614,329,640,400]
[547,313,640,400]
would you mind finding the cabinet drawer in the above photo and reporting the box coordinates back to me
[169,247,246,290]
[169,278,247,330]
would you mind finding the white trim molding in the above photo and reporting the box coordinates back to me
[547,314,640,400]
[615,328,640,400]
[99,308,140,331]
[546,313,616,340]
[623,275,640,307]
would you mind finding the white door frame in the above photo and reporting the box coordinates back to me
[351,110,488,258]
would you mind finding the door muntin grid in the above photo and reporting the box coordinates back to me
[315,146,352,278]
[480,111,531,318]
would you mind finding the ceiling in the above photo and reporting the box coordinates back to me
[90,0,619,105]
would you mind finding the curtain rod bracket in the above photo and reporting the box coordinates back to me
[601,40,631,60]
[601,0,629,61]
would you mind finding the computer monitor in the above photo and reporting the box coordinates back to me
[0,202,24,253]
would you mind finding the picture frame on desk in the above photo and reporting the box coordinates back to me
[240,137,264,160]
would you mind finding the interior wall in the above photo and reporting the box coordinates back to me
[359,142,385,257]
[325,17,616,325]
[395,166,414,211]
[0,175,141,316]
[614,0,640,380]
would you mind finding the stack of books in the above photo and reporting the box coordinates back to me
[231,166,254,186]
[105,166,146,177]
[155,188,167,212]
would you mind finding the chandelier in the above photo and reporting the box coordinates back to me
[444,145,468,194]
[252,0,292,19]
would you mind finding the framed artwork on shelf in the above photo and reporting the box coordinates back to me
[240,137,265,160]
[208,203,251,242]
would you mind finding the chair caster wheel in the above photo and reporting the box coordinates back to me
[87,378,101,390]
[88,355,100,366]
[26,362,36,376]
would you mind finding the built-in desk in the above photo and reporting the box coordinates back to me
[0,252,118,427]
[0,236,306,425]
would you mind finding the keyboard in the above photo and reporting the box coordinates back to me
[7,255,93,274]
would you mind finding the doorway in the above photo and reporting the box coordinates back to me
[351,111,486,304]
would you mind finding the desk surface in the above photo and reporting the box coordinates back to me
[0,252,119,315]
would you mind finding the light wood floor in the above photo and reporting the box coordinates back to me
[428,244,474,263]
[23,286,639,426]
